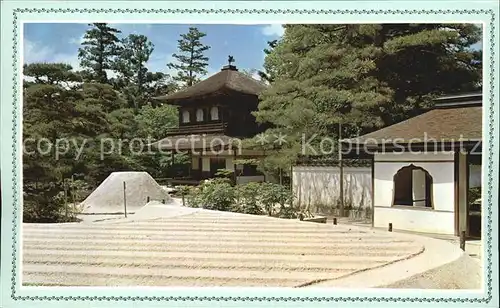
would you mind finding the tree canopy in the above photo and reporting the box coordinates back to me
[253,24,482,172]
[78,23,122,84]
[167,27,211,87]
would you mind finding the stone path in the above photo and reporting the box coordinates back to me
[22,210,425,287]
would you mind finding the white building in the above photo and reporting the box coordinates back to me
[342,93,482,238]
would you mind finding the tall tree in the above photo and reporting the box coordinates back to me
[167,27,210,87]
[78,23,121,84]
[142,72,179,108]
[114,34,178,109]
[240,68,268,85]
[258,39,278,83]
[114,34,154,109]
[22,63,109,222]
[253,24,482,171]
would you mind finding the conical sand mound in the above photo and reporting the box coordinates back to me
[80,172,172,214]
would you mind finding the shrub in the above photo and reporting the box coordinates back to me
[185,186,203,208]
[176,185,192,206]
[468,187,481,205]
[183,180,299,219]
[23,182,81,223]
[214,168,234,180]
[186,178,235,211]
[234,182,263,215]
[260,182,293,216]
[278,204,299,219]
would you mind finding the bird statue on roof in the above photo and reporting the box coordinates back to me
[228,55,235,66]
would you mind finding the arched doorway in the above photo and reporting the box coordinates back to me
[392,164,433,208]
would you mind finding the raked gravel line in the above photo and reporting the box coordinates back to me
[23,210,424,287]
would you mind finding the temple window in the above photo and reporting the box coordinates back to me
[196,109,204,122]
[393,164,433,208]
[182,110,190,123]
[210,106,219,120]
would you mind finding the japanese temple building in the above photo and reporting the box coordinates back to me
[342,92,482,238]
[153,63,267,185]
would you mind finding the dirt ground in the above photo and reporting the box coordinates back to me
[22,209,425,287]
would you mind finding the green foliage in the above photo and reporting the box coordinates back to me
[78,23,122,83]
[23,63,82,86]
[184,180,298,218]
[214,168,234,180]
[468,186,481,205]
[115,34,154,85]
[258,39,278,83]
[23,63,109,222]
[185,185,203,208]
[81,82,126,113]
[187,179,235,211]
[175,185,192,206]
[67,178,92,204]
[23,182,78,223]
[22,25,187,222]
[234,182,263,215]
[113,34,178,109]
[260,182,294,216]
[135,104,178,140]
[167,27,211,87]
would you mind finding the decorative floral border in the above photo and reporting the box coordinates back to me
[10,8,496,303]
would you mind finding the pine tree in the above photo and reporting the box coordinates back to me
[167,27,210,87]
[258,39,278,83]
[22,63,109,222]
[78,23,122,84]
[114,34,154,109]
[114,34,178,109]
[143,72,179,108]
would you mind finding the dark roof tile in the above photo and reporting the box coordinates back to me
[343,105,482,145]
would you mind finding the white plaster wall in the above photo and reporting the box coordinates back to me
[236,176,265,185]
[373,152,455,234]
[292,166,372,209]
[374,207,455,235]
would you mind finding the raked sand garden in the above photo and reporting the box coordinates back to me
[22,205,426,287]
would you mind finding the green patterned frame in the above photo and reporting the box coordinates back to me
[6,7,498,304]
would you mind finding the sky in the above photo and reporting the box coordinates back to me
[23,23,285,80]
[23,23,482,81]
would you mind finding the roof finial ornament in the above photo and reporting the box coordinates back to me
[228,55,235,66]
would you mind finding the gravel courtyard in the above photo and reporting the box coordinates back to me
[23,210,425,287]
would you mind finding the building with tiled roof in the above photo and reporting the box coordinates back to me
[342,92,482,237]
[152,62,268,185]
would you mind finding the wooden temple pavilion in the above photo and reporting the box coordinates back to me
[153,61,267,185]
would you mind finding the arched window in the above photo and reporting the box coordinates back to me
[210,106,219,120]
[393,164,433,208]
[196,109,204,122]
[182,110,190,123]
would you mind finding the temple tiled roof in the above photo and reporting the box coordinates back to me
[343,93,482,145]
[154,65,266,103]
